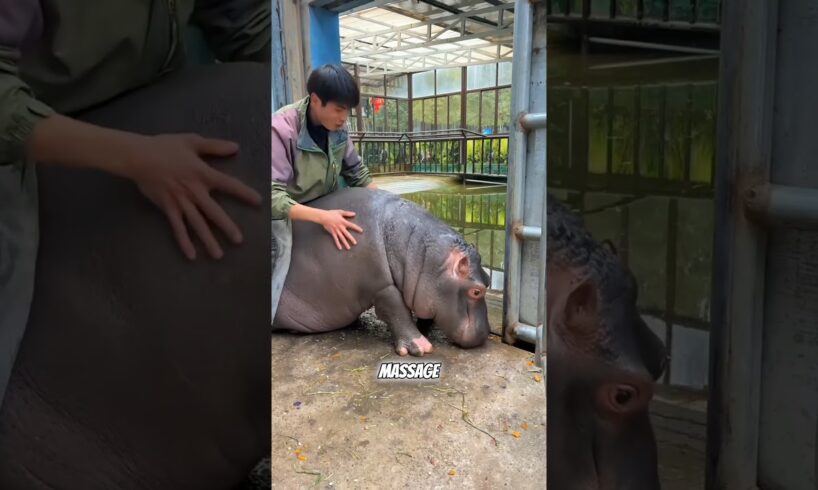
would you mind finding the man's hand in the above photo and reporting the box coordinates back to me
[289,204,365,251]
[318,209,363,251]
[28,115,262,261]
[126,134,262,260]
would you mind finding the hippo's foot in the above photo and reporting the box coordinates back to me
[395,335,434,357]
[374,285,434,357]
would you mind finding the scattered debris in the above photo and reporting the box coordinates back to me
[448,468,457,476]
[521,422,529,430]
[511,431,522,439]
[429,387,499,447]
[294,401,302,409]
[294,467,333,487]
[532,374,542,383]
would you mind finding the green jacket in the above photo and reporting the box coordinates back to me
[1,0,271,166]
[270,96,372,219]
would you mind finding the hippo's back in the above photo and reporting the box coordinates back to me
[278,187,453,332]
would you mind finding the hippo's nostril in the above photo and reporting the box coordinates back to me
[601,384,644,415]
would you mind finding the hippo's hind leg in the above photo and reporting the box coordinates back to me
[374,286,433,357]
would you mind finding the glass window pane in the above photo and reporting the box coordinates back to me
[591,0,610,16]
[412,70,435,98]
[690,83,717,183]
[466,92,481,132]
[360,76,385,97]
[423,98,435,131]
[639,86,663,177]
[436,96,449,129]
[386,99,397,132]
[467,63,497,90]
[612,87,636,175]
[436,67,462,95]
[497,88,511,133]
[449,94,461,129]
[373,97,386,132]
[617,0,637,17]
[386,74,408,98]
[588,88,609,174]
[398,99,409,133]
[481,90,496,134]
[413,100,423,131]
[498,61,512,86]
[664,85,691,180]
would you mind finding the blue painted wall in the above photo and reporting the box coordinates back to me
[309,6,342,68]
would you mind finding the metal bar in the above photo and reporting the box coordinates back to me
[706,0,779,487]
[745,183,818,229]
[587,36,720,55]
[663,199,678,385]
[588,54,719,71]
[537,1,549,365]
[513,225,542,240]
[545,15,721,32]
[341,4,513,42]
[513,323,538,345]
[270,0,290,110]
[502,0,534,347]
[520,112,548,129]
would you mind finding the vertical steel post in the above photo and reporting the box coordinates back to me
[502,0,534,347]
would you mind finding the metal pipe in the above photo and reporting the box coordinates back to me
[502,0,534,346]
[533,3,548,371]
[513,225,542,240]
[745,183,818,229]
[589,54,719,71]
[588,36,720,55]
[520,112,548,130]
[513,322,538,345]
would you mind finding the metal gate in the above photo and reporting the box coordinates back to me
[708,1,818,488]
[502,0,548,369]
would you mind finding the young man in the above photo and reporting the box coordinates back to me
[270,63,377,321]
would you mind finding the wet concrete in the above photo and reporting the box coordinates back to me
[271,311,546,489]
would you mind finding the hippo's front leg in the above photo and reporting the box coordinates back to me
[374,286,434,356]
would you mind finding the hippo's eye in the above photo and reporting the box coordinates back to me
[469,288,485,300]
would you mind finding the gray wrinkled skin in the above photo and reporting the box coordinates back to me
[545,193,668,490]
[273,187,492,356]
[0,63,271,490]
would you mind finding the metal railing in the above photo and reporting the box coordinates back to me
[351,129,510,177]
[546,0,722,28]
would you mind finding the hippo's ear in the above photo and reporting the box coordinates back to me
[455,255,471,279]
[564,280,599,331]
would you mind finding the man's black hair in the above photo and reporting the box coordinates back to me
[306,64,360,108]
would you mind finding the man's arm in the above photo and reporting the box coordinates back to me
[339,137,376,188]
[0,5,261,260]
[0,1,56,167]
[190,0,271,63]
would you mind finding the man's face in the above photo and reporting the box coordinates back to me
[310,94,350,131]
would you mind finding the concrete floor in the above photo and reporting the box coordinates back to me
[271,311,547,489]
